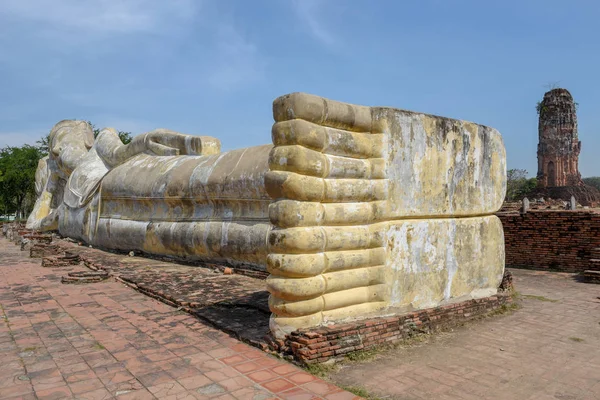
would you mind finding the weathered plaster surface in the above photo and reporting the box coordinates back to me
[385,216,504,310]
[378,109,506,217]
[93,145,272,265]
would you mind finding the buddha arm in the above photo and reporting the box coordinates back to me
[96,128,221,168]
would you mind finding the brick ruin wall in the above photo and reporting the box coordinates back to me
[271,294,512,364]
[498,210,600,273]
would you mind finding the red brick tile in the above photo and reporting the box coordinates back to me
[0,383,34,398]
[218,376,254,392]
[163,364,203,380]
[27,360,58,373]
[287,372,317,385]
[302,381,344,396]
[3,393,37,400]
[254,356,280,368]
[35,385,73,400]
[178,374,213,390]
[57,361,89,375]
[271,364,299,376]
[65,368,97,383]
[104,379,144,397]
[114,388,155,399]
[233,361,262,374]
[145,349,177,362]
[221,355,247,366]
[247,370,278,383]
[196,359,226,371]
[228,343,250,352]
[208,347,237,359]
[32,376,66,392]
[230,386,276,400]
[75,387,113,400]
[147,381,186,397]
[98,370,135,386]
[205,368,242,383]
[171,346,199,357]
[112,350,141,362]
[163,393,199,400]
[325,391,361,400]
[279,387,321,400]
[260,378,295,393]
[212,394,237,400]
[241,350,266,360]
[69,378,105,394]
[137,370,174,387]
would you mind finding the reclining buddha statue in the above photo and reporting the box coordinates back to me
[27,93,506,337]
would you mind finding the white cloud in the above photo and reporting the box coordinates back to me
[292,0,336,46]
[207,25,267,90]
[0,0,197,35]
[0,0,266,115]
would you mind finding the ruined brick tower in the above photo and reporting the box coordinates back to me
[537,88,583,187]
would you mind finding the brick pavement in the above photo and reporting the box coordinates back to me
[329,269,600,400]
[34,238,271,346]
[0,238,359,400]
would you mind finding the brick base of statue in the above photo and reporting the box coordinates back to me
[583,270,600,284]
[266,293,513,364]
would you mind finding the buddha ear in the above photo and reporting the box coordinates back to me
[83,123,95,149]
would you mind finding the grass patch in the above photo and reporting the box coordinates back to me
[345,347,383,362]
[0,304,9,328]
[304,362,339,378]
[92,341,105,350]
[569,337,584,343]
[488,302,521,317]
[343,331,430,364]
[341,385,383,400]
[22,347,37,352]
[521,294,559,303]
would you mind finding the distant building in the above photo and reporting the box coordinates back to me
[536,88,583,187]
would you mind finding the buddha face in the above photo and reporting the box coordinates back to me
[48,120,94,176]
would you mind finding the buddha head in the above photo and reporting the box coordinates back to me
[48,120,94,176]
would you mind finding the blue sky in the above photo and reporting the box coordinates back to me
[1,0,599,177]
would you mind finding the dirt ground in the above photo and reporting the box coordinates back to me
[325,269,600,400]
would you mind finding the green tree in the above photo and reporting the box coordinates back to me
[87,121,132,144]
[36,134,50,156]
[0,145,44,219]
[583,177,600,191]
[506,169,537,201]
[0,169,9,220]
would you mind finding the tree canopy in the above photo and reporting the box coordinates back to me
[506,169,537,201]
[88,121,132,144]
[0,145,45,219]
[583,177,600,191]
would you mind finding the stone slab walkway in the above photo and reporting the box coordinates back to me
[37,240,271,346]
[0,238,358,400]
[328,269,600,400]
